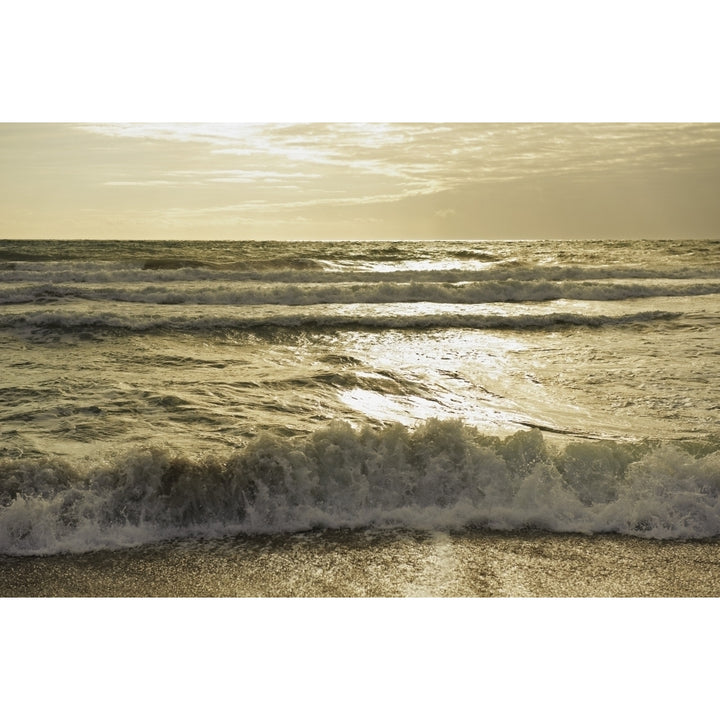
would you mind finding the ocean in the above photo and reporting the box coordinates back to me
[1,237,719,595]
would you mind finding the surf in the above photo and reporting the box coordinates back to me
[2,419,720,555]
[2,279,719,307]
[0,306,684,335]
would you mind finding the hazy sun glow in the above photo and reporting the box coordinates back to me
[1,122,719,240]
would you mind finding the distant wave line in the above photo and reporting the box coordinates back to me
[2,263,720,286]
[0,308,683,333]
[1,280,719,307]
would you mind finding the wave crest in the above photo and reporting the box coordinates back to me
[0,308,682,335]
[2,420,719,554]
[2,280,719,307]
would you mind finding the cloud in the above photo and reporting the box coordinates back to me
[3,123,719,239]
[105,180,181,187]
[80,122,720,197]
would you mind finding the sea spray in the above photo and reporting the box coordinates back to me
[2,420,720,555]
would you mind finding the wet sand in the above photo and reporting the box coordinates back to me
[1,529,719,597]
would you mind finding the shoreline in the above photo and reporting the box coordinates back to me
[2,528,719,597]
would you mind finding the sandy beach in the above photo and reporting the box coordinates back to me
[2,529,719,597]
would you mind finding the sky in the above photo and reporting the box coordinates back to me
[1,122,719,241]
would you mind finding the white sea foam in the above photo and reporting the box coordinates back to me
[2,257,720,287]
[1,279,719,307]
[1,420,719,555]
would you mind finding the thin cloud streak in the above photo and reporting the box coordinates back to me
[83,121,720,187]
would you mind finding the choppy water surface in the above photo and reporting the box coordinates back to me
[1,238,719,554]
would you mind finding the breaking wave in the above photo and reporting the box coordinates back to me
[1,280,719,307]
[2,420,720,555]
[0,308,681,334]
[2,260,720,287]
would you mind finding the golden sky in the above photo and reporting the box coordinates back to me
[1,123,719,240]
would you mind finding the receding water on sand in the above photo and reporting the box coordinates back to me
[3,528,719,597]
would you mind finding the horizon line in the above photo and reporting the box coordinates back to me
[3,237,719,243]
